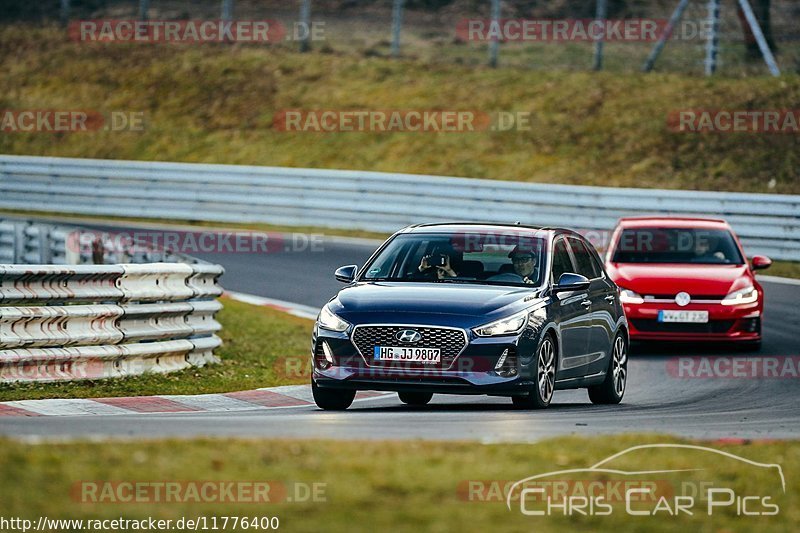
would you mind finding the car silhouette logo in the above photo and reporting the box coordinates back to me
[395,329,422,343]
[675,291,691,306]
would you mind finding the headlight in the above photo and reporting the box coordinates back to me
[318,305,350,332]
[473,310,529,337]
[721,286,758,306]
[619,288,644,304]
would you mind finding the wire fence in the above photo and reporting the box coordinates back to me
[4,0,799,76]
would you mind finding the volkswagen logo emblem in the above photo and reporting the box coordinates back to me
[395,329,422,343]
[675,291,691,307]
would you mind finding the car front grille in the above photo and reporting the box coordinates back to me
[631,319,735,334]
[351,325,467,369]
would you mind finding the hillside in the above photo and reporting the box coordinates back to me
[1,25,799,193]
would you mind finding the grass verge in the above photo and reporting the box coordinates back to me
[0,296,313,402]
[1,435,797,532]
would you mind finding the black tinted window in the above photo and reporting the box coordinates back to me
[568,238,599,279]
[611,228,744,264]
[552,239,574,282]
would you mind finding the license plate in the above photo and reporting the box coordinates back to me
[374,346,441,363]
[658,310,709,323]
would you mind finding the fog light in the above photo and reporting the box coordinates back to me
[495,347,518,377]
[494,349,508,370]
[321,341,335,364]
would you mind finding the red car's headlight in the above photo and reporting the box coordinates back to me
[721,286,758,306]
[619,288,644,304]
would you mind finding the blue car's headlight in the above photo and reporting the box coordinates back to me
[318,305,350,332]
[473,310,529,337]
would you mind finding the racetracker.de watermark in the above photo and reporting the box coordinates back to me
[273,110,532,133]
[457,18,714,42]
[69,19,326,44]
[667,356,800,379]
[668,110,800,134]
[69,230,324,255]
[72,481,326,504]
[1,110,144,133]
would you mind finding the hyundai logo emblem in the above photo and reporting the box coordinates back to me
[395,329,422,343]
[675,292,691,307]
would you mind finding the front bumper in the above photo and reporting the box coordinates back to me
[623,299,762,342]
[311,324,533,396]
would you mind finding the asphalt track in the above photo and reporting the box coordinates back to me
[1,225,799,442]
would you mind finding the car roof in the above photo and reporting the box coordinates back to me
[399,222,570,238]
[615,216,731,230]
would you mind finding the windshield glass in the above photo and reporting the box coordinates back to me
[361,231,547,286]
[611,228,744,264]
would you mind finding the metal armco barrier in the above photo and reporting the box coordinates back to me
[0,155,798,260]
[0,263,224,382]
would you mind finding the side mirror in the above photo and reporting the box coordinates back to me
[335,265,358,283]
[751,255,772,271]
[553,273,590,293]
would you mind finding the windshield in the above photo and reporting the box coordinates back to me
[360,232,547,287]
[611,228,744,264]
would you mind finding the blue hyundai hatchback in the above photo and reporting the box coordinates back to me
[311,223,628,410]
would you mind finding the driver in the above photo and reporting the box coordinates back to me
[693,235,726,262]
[508,245,538,284]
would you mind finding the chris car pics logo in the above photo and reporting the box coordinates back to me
[506,444,784,518]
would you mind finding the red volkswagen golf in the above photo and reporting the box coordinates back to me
[604,217,771,349]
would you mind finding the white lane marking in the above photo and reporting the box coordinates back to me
[758,275,800,286]
[224,290,319,320]
[261,385,316,403]
[162,394,265,412]
[263,385,392,404]
[4,399,133,417]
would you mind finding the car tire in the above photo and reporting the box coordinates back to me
[398,392,433,406]
[588,332,627,405]
[512,333,556,410]
[312,380,356,410]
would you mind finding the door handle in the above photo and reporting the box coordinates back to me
[605,295,616,302]
[581,300,591,307]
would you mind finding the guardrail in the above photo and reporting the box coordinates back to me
[0,217,198,265]
[0,263,224,382]
[0,155,798,260]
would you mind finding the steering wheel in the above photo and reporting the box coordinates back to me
[485,273,525,283]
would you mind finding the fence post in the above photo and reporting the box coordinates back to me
[593,0,608,70]
[391,0,405,58]
[138,0,150,21]
[59,0,70,27]
[642,0,692,72]
[737,0,781,76]
[221,0,234,21]
[299,0,312,52]
[704,0,721,75]
[488,0,500,68]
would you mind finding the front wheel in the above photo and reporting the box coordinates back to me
[312,380,355,410]
[398,392,433,406]
[512,334,556,410]
[588,332,627,405]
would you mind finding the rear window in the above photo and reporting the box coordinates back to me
[611,228,744,264]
